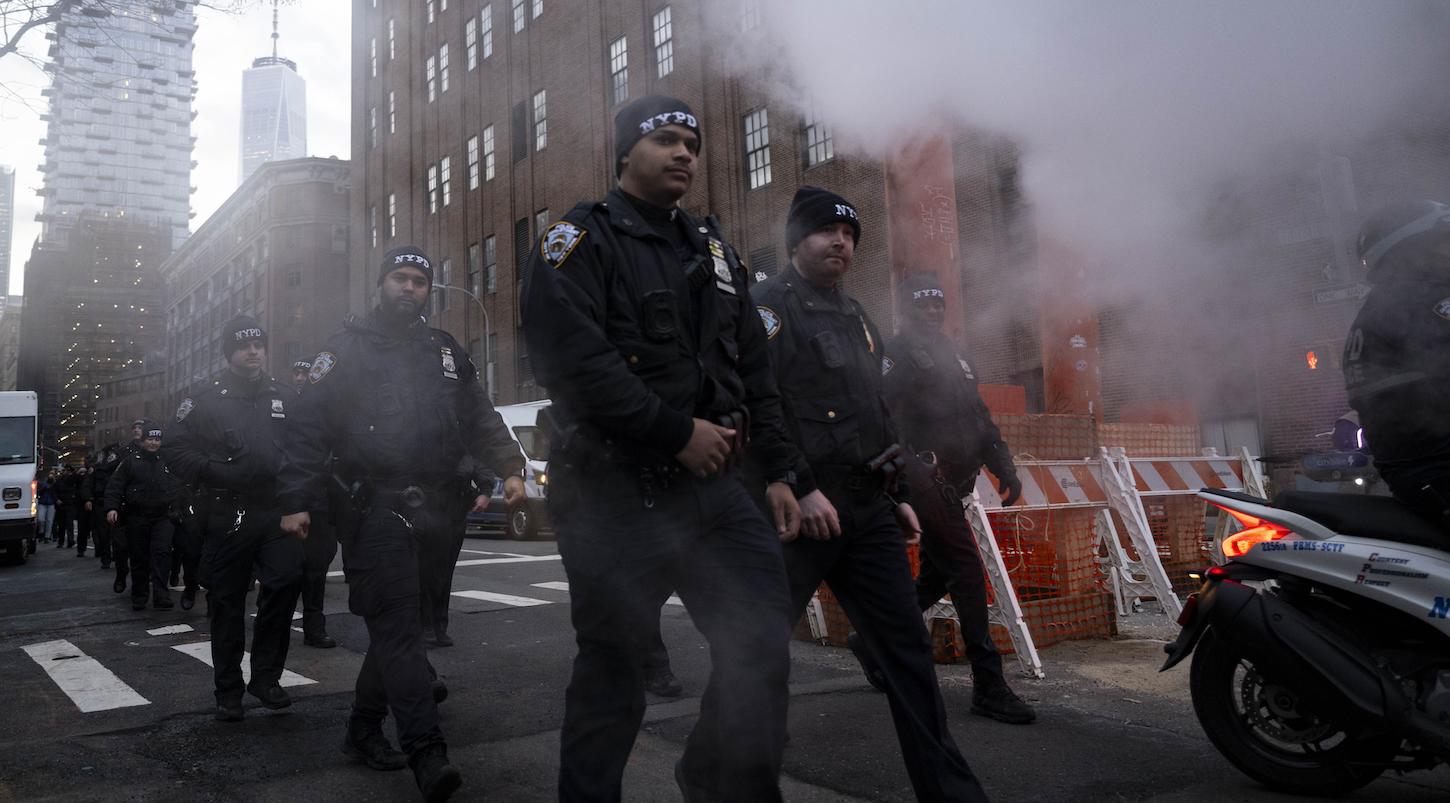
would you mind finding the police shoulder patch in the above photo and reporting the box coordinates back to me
[543,222,585,268]
[757,306,781,339]
[882,356,895,375]
[309,352,336,384]
[175,398,194,422]
[1435,297,1450,321]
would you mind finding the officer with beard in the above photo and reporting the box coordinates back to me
[279,246,526,802]
[752,187,991,803]
[877,273,1033,724]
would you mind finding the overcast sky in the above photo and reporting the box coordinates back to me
[0,0,353,296]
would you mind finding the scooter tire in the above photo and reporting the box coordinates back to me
[1189,627,1393,796]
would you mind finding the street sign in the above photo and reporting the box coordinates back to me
[1313,282,1369,306]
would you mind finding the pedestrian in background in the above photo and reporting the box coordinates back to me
[35,471,55,542]
[104,425,181,611]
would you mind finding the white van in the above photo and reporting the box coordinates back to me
[489,400,552,540]
[0,391,38,565]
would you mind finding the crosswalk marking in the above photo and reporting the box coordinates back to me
[460,549,531,557]
[528,581,681,607]
[22,639,151,712]
[329,553,562,577]
[146,624,194,636]
[171,642,317,687]
[451,590,551,607]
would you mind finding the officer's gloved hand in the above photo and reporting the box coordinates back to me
[995,470,1023,506]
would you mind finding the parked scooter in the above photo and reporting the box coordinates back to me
[1162,487,1450,794]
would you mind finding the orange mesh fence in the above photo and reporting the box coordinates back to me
[1098,423,1202,457]
[991,414,1098,459]
[1145,495,1213,594]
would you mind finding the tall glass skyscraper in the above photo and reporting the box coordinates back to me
[0,166,14,301]
[36,1,196,250]
[239,56,307,183]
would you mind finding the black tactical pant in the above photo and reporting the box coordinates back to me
[301,510,338,636]
[124,512,174,604]
[551,468,793,803]
[170,515,201,591]
[784,493,990,803]
[90,508,113,566]
[202,506,303,704]
[349,506,443,755]
[912,481,1006,687]
[417,491,466,635]
[74,507,92,555]
[111,511,131,581]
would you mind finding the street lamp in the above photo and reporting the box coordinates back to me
[432,283,492,396]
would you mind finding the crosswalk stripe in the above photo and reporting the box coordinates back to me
[530,581,570,591]
[666,595,684,606]
[170,642,318,687]
[146,625,194,636]
[451,590,551,607]
[328,553,562,578]
[22,639,150,712]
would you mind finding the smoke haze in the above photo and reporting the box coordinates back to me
[727,0,1450,286]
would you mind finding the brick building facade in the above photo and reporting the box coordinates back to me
[160,157,352,412]
[93,358,166,450]
[349,0,1038,407]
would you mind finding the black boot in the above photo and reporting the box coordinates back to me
[431,679,448,705]
[846,631,888,693]
[341,717,408,771]
[971,676,1036,724]
[180,587,196,611]
[304,625,337,648]
[214,697,244,722]
[246,682,291,710]
[644,666,684,697]
[410,744,462,802]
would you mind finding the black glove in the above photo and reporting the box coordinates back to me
[996,471,1022,506]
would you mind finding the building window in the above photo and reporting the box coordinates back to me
[514,217,530,280]
[532,89,547,151]
[609,36,628,105]
[740,0,760,31]
[427,164,439,214]
[388,91,395,133]
[466,17,477,70]
[468,242,481,296]
[512,0,525,33]
[369,205,377,248]
[482,124,496,181]
[370,37,377,77]
[369,106,377,149]
[388,18,395,59]
[285,264,302,287]
[426,56,437,102]
[333,224,349,254]
[467,135,480,189]
[481,5,493,58]
[284,341,302,363]
[439,43,449,93]
[441,259,453,309]
[652,7,673,78]
[440,155,452,207]
[388,193,396,237]
[531,0,542,18]
[484,234,497,293]
[288,304,304,326]
[516,325,534,395]
[743,107,771,189]
[802,103,833,168]
[428,0,435,23]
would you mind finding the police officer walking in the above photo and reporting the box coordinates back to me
[279,246,526,802]
[752,187,991,802]
[879,273,1034,724]
[521,95,803,803]
[103,424,181,611]
[164,317,304,722]
[287,358,338,649]
[1343,200,1450,524]
[109,419,148,593]
[83,444,121,571]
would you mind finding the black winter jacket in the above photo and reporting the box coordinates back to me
[103,450,180,515]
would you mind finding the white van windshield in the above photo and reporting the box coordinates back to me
[0,416,34,464]
[513,426,551,461]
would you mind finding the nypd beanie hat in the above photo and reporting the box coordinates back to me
[898,273,946,305]
[379,245,434,286]
[221,315,268,358]
[786,186,861,255]
[614,94,701,178]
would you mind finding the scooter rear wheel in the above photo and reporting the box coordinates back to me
[1189,627,1394,796]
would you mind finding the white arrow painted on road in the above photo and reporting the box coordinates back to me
[451,590,552,607]
[22,639,151,713]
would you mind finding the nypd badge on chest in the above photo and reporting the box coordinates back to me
[957,356,975,379]
[271,398,286,418]
[310,352,336,383]
[175,398,194,422]
[441,347,459,380]
[1436,297,1450,321]
[757,306,780,339]
[543,222,584,268]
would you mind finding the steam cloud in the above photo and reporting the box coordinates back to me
[724,0,1450,287]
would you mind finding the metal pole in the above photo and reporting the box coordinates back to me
[432,283,491,396]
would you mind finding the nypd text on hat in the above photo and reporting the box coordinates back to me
[394,253,431,270]
[234,328,264,340]
[912,289,945,300]
[834,204,858,220]
[638,111,698,134]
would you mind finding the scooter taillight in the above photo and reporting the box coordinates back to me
[1214,506,1293,557]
